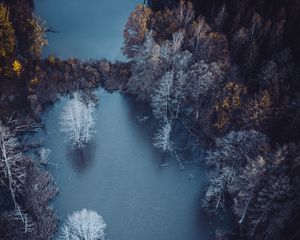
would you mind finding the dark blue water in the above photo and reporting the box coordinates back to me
[34,0,141,60]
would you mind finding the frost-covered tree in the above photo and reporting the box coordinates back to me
[173,49,192,72]
[0,121,27,229]
[231,156,267,224]
[207,130,269,172]
[60,93,96,148]
[204,130,269,216]
[59,209,106,240]
[151,71,174,120]
[176,0,194,28]
[171,70,188,118]
[248,173,292,238]
[127,31,162,100]
[172,31,184,55]
[153,121,173,153]
[203,167,235,214]
[186,61,224,101]
[191,17,211,55]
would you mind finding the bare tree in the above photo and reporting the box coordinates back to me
[192,17,211,55]
[151,71,174,120]
[153,121,173,153]
[0,121,27,229]
[59,209,106,240]
[186,61,224,102]
[172,31,185,55]
[60,93,96,148]
[128,31,162,100]
[203,167,235,214]
[207,130,269,172]
[176,0,194,28]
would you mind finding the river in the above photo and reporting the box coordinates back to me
[33,0,216,239]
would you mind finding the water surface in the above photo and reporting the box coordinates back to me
[36,90,210,240]
[34,0,141,60]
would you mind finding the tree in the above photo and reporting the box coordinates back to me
[242,90,272,129]
[0,3,16,78]
[0,121,27,230]
[28,14,48,57]
[207,130,269,174]
[59,209,106,240]
[123,4,151,58]
[60,93,96,148]
[203,167,235,214]
[171,70,189,118]
[151,71,174,120]
[127,31,162,100]
[231,156,267,224]
[176,0,194,28]
[0,3,15,58]
[153,120,173,153]
[172,30,184,56]
[191,17,211,56]
[186,60,224,102]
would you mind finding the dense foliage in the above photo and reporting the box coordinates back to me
[124,1,300,239]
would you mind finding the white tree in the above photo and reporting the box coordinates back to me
[127,31,162,100]
[151,71,174,120]
[186,61,224,101]
[207,130,269,172]
[176,0,194,28]
[60,93,96,148]
[39,147,51,164]
[171,70,188,118]
[203,167,235,214]
[172,31,184,55]
[0,121,28,230]
[153,121,173,153]
[59,209,106,240]
[192,17,211,55]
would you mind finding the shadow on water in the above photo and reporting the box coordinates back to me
[66,142,96,173]
[122,94,205,166]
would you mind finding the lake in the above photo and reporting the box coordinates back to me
[33,0,216,239]
[34,0,141,60]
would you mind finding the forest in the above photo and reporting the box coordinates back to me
[0,0,299,239]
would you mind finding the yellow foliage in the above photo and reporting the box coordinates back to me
[0,4,15,58]
[214,82,247,130]
[12,60,22,75]
[243,90,272,127]
[48,54,56,64]
[123,4,152,58]
[215,82,247,112]
[214,113,229,129]
[28,14,48,57]
[30,77,39,85]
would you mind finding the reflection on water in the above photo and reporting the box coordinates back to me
[66,142,96,173]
